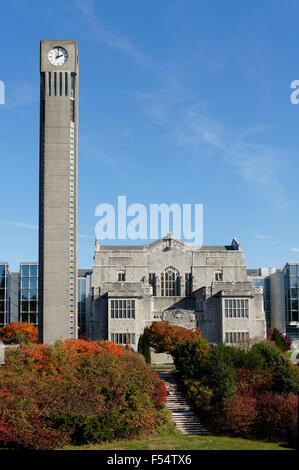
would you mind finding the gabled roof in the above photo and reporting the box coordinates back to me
[95,234,241,252]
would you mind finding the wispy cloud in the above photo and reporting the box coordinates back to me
[6,82,38,109]
[252,234,272,240]
[135,89,286,203]
[70,0,286,204]
[78,234,93,240]
[80,134,137,170]
[0,219,38,230]
[290,248,299,253]
[0,219,92,240]
[70,0,156,72]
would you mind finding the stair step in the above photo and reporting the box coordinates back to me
[156,370,208,436]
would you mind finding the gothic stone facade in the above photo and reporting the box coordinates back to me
[90,234,266,350]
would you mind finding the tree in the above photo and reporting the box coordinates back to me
[206,353,236,405]
[172,338,210,378]
[267,328,292,352]
[143,321,202,356]
[137,334,151,364]
[273,328,284,351]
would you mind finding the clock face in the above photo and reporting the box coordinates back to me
[48,47,68,66]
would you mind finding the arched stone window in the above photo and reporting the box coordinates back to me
[161,266,181,296]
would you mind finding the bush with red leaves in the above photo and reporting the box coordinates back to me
[0,340,172,449]
[0,322,38,344]
[221,392,298,441]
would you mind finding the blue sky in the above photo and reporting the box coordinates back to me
[1,0,299,271]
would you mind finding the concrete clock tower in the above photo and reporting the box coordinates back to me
[38,40,78,343]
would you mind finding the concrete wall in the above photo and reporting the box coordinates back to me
[39,40,78,344]
[91,235,266,351]
[270,271,286,332]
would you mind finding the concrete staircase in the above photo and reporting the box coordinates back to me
[157,370,208,435]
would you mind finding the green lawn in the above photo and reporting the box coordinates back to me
[63,432,293,451]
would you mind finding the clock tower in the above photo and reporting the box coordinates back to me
[38,40,78,343]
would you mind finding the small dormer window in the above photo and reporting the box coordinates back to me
[215,270,223,281]
[118,271,125,282]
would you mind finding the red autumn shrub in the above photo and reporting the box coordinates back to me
[255,392,298,440]
[221,392,298,441]
[0,341,172,449]
[236,368,273,396]
[5,339,125,376]
[152,372,167,407]
[144,321,202,354]
[62,339,103,356]
[0,322,38,344]
[98,340,124,356]
[0,384,70,450]
[221,394,258,435]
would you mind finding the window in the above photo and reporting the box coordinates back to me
[65,72,68,96]
[19,264,38,325]
[53,72,57,96]
[215,271,223,281]
[59,72,63,96]
[118,271,125,282]
[70,73,75,98]
[48,72,51,96]
[111,333,136,345]
[225,332,249,343]
[185,273,192,296]
[224,299,249,318]
[110,300,135,319]
[78,277,87,334]
[149,273,156,296]
[161,266,180,296]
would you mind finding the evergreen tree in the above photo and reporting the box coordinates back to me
[273,328,284,351]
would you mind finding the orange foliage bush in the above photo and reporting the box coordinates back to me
[98,340,124,356]
[5,339,125,376]
[0,322,38,344]
[143,321,202,354]
[0,340,171,449]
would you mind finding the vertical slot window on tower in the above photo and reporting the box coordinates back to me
[48,72,51,96]
[65,72,68,96]
[70,73,75,98]
[59,72,62,96]
[54,72,57,96]
[71,100,75,122]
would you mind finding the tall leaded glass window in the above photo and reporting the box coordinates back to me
[149,273,156,296]
[224,299,249,318]
[110,299,135,319]
[225,332,249,343]
[111,333,136,345]
[161,266,180,296]
[185,273,192,296]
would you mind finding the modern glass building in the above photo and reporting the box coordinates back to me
[0,263,10,327]
[0,263,91,336]
[248,264,299,342]
[248,268,274,328]
[78,270,92,336]
[283,263,299,340]
[19,263,39,325]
